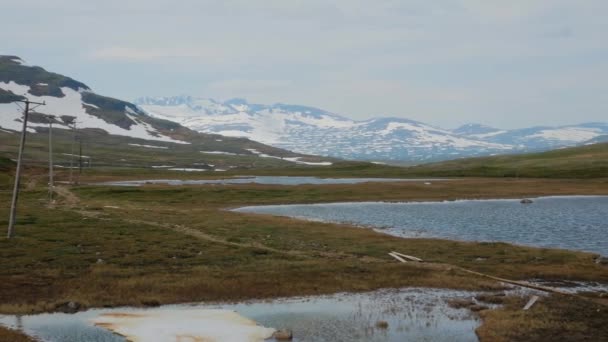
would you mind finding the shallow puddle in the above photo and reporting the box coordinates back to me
[0,288,481,342]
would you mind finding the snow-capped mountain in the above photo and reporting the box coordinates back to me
[136,96,608,162]
[453,122,608,150]
[0,56,332,169]
[0,56,189,144]
[135,96,504,162]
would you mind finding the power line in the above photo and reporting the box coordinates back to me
[7,98,45,239]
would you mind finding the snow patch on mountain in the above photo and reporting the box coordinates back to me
[526,127,602,142]
[0,81,188,144]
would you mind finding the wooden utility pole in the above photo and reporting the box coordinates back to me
[7,99,45,239]
[46,115,56,203]
[69,121,78,185]
[77,138,83,184]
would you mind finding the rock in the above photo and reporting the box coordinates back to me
[96,258,104,264]
[520,199,533,204]
[273,329,293,341]
[56,301,81,313]
[141,299,160,307]
[595,257,608,265]
[375,320,389,329]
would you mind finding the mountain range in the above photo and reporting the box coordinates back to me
[135,96,608,162]
[0,56,331,170]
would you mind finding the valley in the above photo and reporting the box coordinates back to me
[1,55,608,341]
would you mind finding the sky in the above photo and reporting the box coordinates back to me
[1,0,607,129]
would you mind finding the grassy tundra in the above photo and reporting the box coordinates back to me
[1,168,607,341]
[1,142,608,341]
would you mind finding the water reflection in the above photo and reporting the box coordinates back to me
[0,288,480,342]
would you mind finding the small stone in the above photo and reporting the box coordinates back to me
[96,258,104,264]
[375,320,389,329]
[273,329,293,341]
[520,199,533,204]
[56,301,81,313]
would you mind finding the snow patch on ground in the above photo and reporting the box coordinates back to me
[247,149,332,165]
[128,143,169,149]
[92,309,275,342]
[168,168,209,172]
[201,151,241,156]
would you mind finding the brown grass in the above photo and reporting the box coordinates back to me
[0,173,607,341]
[0,326,37,342]
[477,294,608,341]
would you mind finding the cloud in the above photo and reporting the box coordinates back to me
[2,0,608,128]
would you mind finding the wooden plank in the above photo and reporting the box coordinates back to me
[391,251,423,262]
[388,253,408,263]
[523,295,540,310]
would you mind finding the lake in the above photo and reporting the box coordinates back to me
[235,196,608,256]
[99,176,447,186]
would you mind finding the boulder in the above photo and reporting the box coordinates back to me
[273,329,293,341]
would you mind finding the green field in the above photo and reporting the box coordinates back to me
[403,142,608,178]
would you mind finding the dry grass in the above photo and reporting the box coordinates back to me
[477,294,608,341]
[0,326,37,342]
[0,174,607,340]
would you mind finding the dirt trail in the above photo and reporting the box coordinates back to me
[123,218,353,260]
[53,185,80,206]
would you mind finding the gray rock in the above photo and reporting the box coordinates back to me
[273,329,293,341]
[56,301,81,313]
[595,257,608,265]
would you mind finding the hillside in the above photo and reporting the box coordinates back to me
[135,95,608,162]
[403,142,608,178]
[0,56,333,170]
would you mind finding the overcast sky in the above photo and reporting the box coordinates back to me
[2,0,607,128]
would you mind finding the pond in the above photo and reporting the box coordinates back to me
[98,176,448,186]
[235,196,608,256]
[0,288,481,342]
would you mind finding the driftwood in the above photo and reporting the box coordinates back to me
[388,252,408,263]
[523,295,540,310]
[391,251,423,262]
[388,251,571,295]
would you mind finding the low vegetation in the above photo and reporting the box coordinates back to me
[403,142,608,178]
[1,166,607,341]
[477,294,608,341]
[0,326,36,342]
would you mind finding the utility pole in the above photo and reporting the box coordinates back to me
[77,138,83,184]
[45,115,56,203]
[69,121,78,185]
[7,99,45,239]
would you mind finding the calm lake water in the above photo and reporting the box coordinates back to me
[0,288,480,342]
[99,176,447,186]
[235,196,608,256]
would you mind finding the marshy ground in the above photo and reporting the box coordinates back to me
[1,171,607,341]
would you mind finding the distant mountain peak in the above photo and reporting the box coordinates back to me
[224,98,248,106]
[136,94,608,162]
[452,123,500,136]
